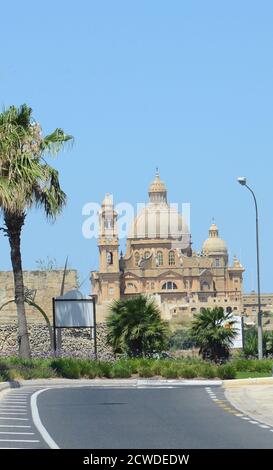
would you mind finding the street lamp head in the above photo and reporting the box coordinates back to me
[237,177,247,186]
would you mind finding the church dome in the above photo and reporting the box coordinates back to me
[202,223,228,255]
[128,171,190,242]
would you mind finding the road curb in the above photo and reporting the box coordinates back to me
[0,378,223,390]
[0,382,10,394]
[224,377,273,388]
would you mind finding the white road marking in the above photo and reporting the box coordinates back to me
[0,417,29,421]
[0,412,27,415]
[2,401,27,404]
[31,389,59,449]
[0,439,39,443]
[0,425,31,428]
[0,432,35,435]
[0,404,27,407]
[249,421,259,425]
[259,425,270,429]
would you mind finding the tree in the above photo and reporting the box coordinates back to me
[0,104,72,358]
[189,307,237,362]
[106,295,170,357]
[243,326,273,357]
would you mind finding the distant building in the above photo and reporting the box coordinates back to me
[243,292,273,329]
[91,172,245,322]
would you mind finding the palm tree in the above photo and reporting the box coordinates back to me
[107,294,169,357]
[0,104,72,358]
[189,307,237,362]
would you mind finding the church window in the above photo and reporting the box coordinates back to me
[201,281,210,291]
[215,258,220,267]
[106,252,113,265]
[151,282,155,289]
[157,251,163,266]
[104,218,113,229]
[168,250,175,266]
[162,281,178,290]
[135,252,140,266]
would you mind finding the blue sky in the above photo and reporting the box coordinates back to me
[0,1,273,293]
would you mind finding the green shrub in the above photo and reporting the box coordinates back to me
[197,363,217,379]
[50,358,81,379]
[138,365,154,378]
[179,366,198,379]
[97,361,112,378]
[0,361,11,381]
[217,363,236,380]
[161,366,180,379]
[151,361,164,376]
[109,363,132,378]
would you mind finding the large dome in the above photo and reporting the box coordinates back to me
[128,171,189,241]
[202,223,228,255]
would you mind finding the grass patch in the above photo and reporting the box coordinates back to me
[236,371,272,379]
[0,356,272,381]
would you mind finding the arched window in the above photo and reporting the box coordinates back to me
[157,251,163,266]
[168,250,175,266]
[201,281,210,291]
[134,252,140,266]
[162,281,178,290]
[106,252,113,265]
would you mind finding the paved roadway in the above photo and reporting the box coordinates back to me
[1,384,273,449]
[36,385,273,449]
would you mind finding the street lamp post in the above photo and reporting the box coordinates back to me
[237,177,263,360]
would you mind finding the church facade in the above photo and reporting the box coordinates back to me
[91,172,244,322]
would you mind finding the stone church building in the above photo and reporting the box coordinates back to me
[91,172,244,322]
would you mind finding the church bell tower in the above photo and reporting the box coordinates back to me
[96,193,120,302]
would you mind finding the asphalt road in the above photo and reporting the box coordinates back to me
[35,386,273,449]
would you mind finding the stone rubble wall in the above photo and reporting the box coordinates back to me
[0,323,114,361]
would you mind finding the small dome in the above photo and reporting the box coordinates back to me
[202,222,228,255]
[149,171,167,194]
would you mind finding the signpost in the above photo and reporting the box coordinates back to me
[52,294,97,358]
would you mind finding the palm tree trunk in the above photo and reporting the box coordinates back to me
[4,211,31,359]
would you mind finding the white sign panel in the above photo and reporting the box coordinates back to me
[231,315,243,349]
[54,300,94,328]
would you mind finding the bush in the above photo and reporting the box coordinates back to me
[160,366,180,379]
[197,363,217,379]
[109,363,132,378]
[179,365,198,379]
[138,365,154,378]
[107,295,170,357]
[243,327,273,358]
[217,363,236,380]
[0,361,11,381]
[50,358,81,379]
